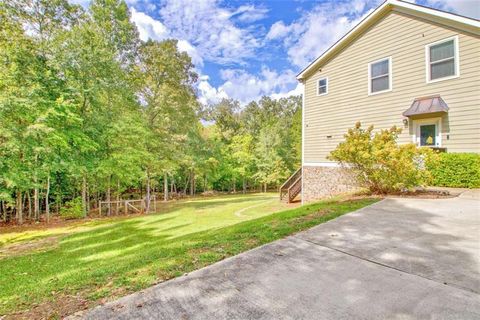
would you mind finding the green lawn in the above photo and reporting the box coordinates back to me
[0,193,378,318]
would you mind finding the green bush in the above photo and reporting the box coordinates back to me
[60,197,83,219]
[428,153,480,188]
[328,122,438,194]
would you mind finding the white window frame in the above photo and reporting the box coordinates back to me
[425,35,460,84]
[412,117,442,147]
[316,77,328,96]
[368,56,392,95]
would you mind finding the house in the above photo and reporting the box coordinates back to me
[280,0,480,203]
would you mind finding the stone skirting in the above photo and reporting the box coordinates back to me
[302,165,359,203]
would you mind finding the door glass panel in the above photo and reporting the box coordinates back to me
[420,124,436,146]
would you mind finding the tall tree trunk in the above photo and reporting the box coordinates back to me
[56,194,60,215]
[163,172,168,202]
[23,193,29,220]
[33,154,39,220]
[145,170,151,213]
[0,201,5,222]
[233,177,236,193]
[184,175,190,195]
[190,169,194,196]
[107,176,111,216]
[243,177,246,194]
[203,174,207,192]
[45,175,50,223]
[27,191,32,219]
[82,175,87,217]
[16,190,23,224]
[86,183,90,214]
[116,180,120,215]
[2,201,6,222]
[96,186,99,210]
[34,187,39,221]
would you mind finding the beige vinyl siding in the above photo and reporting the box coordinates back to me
[303,11,480,163]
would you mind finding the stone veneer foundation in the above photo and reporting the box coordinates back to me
[302,166,359,203]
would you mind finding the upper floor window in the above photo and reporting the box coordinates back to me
[368,57,392,95]
[426,36,459,83]
[317,77,328,96]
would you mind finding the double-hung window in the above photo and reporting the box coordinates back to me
[368,57,392,95]
[426,36,459,82]
[317,77,328,96]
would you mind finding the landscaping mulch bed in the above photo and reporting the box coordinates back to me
[387,189,454,199]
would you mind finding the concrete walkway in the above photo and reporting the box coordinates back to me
[76,193,480,319]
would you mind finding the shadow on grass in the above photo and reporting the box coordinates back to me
[0,198,376,318]
[155,194,276,214]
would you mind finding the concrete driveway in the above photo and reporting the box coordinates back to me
[78,192,480,319]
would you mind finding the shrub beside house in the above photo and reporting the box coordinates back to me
[428,153,480,188]
[328,122,438,194]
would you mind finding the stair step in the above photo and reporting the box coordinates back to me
[279,168,302,203]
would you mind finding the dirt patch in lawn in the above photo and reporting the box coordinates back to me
[0,236,61,259]
[297,208,333,222]
[0,212,148,233]
[5,293,90,320]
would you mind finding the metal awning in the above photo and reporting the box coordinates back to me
[402,95,449,117]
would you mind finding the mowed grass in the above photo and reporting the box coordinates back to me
[0,193,378,318]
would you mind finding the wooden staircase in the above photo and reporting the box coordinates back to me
[279,168,302,203]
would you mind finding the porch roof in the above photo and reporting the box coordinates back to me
[402,95,449,117]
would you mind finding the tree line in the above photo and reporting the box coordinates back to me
[0,0,301,224]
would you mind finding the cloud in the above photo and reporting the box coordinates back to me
[159,0,261,65]
[130,8,203,67]
[270,83,303,100]
[197,68,301,106]
[130,7,169,41]
[197,75,229,105]
[215,67,299,104]
[266,0,379,68]
[177,40,204,67]
[266,21,293,40]
[232,5,269,23]
[421,0,480,19]
[68,0,90,7]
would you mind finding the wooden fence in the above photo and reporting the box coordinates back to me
[98,195,157,216]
